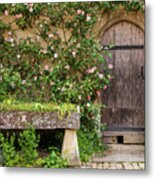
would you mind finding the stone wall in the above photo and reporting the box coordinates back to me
[1,5,144,47]
[93,5,144,39]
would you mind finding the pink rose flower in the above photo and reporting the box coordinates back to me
[72,51,76,57]
[22,80,26,85]
[99,74,104,79]
[54,53,58,59]
[81,11,85,16]
[34,76,37,81]
[78,95,82,100]
[4,10,9,16]
[8,32,12,36]
[77,9,82,15]
[96,90,101,97]
[15,14,19,19]
[86,66,97,74]
[10,38,14,43]
[15,14,23,19]
[87,95,91,101]
[103,85,108,90]
[29,8,33,13]
[86,103,90,107]
[108,64,113,69]
[17,54,21,59]
[48,34,53,38]
[64,65,70,70]
[43,49,47,54]
[86,15,91,22]
[44,65,49,71]
[77,43,81,48]
[19,13,23,18]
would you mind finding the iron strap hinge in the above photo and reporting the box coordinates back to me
[102,45,144,50]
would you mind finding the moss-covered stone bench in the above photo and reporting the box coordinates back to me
[0,101,80,166]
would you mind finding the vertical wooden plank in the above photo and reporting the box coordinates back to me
[133,109,145,128]
[120,109,133,128]
[101,108,121,129]
[131,24,144,45]
[130,49,144,109]
[115,49,122,108]
[102,25,115,46]
[115,21,132,45]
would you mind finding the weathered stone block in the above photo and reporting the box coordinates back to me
[0,111,80,130]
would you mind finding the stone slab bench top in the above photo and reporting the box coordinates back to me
[0,111,80,130]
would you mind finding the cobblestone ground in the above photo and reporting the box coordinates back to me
[80,162,145,170]
[79,145,145,170]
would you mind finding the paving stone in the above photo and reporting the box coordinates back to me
[80,145,145,170]
[95,163,102,169]
[109,163,118,169]
[102,162,110,169]
[123,162,134,170]
[139,163,145,169]
[92,163,97,168]
[80,162,145,170]
[116,163,123,169]
[92,145,144,162]
[132,162,140,170]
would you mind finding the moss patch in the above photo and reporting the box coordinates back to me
[0,99,77,114]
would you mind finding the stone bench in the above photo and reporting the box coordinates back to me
[0,111,80,166]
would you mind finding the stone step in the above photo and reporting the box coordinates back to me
[102,131,145,144]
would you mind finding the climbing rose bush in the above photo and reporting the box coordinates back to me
[0,1,144,104]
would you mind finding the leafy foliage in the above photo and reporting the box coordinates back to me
[43,147,67,168]
[18,127,40,167]
[0,133,19,167]
[78,103,107,162]
[0,127,41,167]
[0,128,67,168]
[0,2,125,103]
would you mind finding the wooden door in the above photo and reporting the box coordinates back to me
[101,21,144,138]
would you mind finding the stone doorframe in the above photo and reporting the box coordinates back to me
[93,9,144,39]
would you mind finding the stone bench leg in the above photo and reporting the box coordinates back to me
[62,129,80,166]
